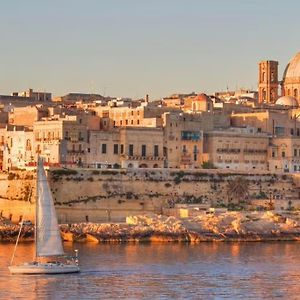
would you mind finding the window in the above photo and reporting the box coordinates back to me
[137,120,140,125]
[121,144,124,154]
[294,165,297,172]
[291,128,294,135]
[154,145,159,157]
[181,131,201,141]
[282,151,285,158]
[274,127,285,136]
[126,120,128,125]
[193,145,198,153]
[102,144,107,154]
[114,144,118,155]
[129,144,134,156]
[294,149,297,157]
[141,145,146,157]
[294,89,298,98]
[271,71,275,82]
[26,139,31,150]
[182,145,187,153]
[297,129,300,136]
[262,89,266,100]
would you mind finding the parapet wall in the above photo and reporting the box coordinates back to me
[0,168,299,223]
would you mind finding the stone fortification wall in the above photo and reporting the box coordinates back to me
[0,168,299,223]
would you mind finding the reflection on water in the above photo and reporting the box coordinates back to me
[1,242,300,299]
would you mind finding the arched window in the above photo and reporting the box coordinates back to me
[262,89,266,101]
[262,72,266,82]
[288,89,291,96]
[139,163,148,168]
[26,139,31,151]
[294,89,298,98]
[270,89,275,100]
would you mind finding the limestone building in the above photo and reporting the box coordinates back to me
[203,127,269,171]
[33,116,88,166]
[231,109,300,137]
[87,127,165,169]
[268,137,300,173]
[8,105,48,127]
[0,125,35,170]
[15,89,52,102]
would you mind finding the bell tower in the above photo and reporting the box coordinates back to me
[258,60,279,103]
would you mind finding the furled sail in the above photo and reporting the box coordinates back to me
[36,158,64,257]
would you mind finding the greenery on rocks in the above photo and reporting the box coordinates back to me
[51,169,78,176]
[201,161,217,169]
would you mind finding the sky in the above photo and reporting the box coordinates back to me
[0,0,300,99]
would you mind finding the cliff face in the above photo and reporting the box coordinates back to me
[0,169,299,223]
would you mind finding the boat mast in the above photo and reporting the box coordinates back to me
[34,158,39,260]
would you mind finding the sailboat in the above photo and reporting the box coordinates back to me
[9,158,80,274]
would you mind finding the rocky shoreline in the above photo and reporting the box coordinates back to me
[2,212,300,243]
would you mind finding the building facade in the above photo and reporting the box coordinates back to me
[204,127,269,171]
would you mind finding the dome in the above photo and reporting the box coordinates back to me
[275,96,299,107]
[283,52,300,80]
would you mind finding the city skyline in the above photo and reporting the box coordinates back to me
[0,0,300,99]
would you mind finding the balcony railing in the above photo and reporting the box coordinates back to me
[36,138,60,142]
[216,148,241,154]
[121,154,165,161]
[243,149,267,154]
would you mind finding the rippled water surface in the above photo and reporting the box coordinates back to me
[1,242,300,299]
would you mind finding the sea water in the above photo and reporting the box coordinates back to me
[0,242,300,299]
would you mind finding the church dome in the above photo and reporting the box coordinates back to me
[275,96,299,107]
[283,52,300,80]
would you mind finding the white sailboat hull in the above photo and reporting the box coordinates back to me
[9,262,80,274]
